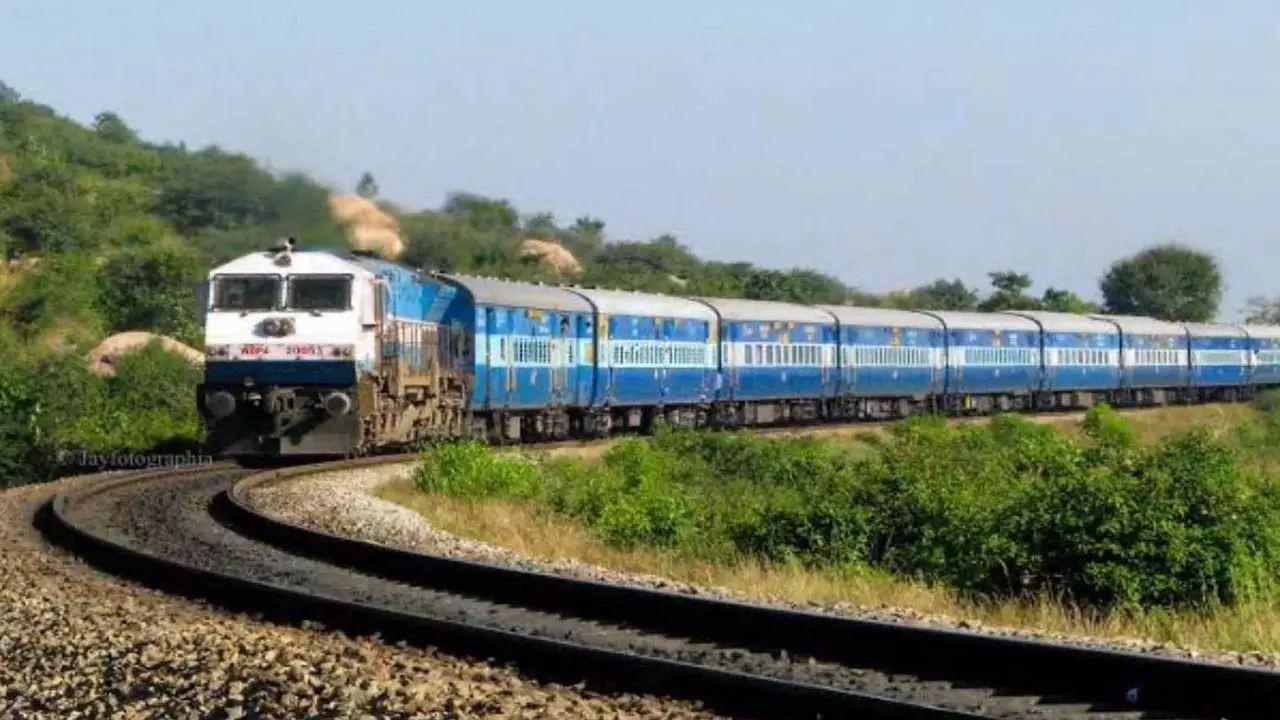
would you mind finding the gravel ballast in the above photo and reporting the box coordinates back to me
[78,469,1102,718]
[245,461,1280,671]
[1,475,721,719]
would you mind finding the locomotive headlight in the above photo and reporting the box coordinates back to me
[322,391,353,416]
[279,317,295,335]
[263,318,280,336]
[206,391,236,418]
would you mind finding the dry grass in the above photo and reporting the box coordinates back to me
[379,402,1280,656]
[378,478,1280,654]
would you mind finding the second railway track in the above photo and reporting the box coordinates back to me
[42,456,1280,719]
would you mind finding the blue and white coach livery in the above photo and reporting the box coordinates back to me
[817,305,943,419]
[696,297,836,425]
[1244,325,1280,387]
[924,310,1041,412]
[1184,322,1249,400]
[568,287,717,433]
[1006,310,1120,406]
[1092,314,1190,403]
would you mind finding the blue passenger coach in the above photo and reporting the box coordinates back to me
[1005,311,1120,399]
[695,297,837,403]
[567,288,717,409]
[816,305,943,400]
[440,275,592,412]
[1091,314,1189,400]
[1185,322,1249,395]
[924,311,1042,407]
[1243,325,1280,388]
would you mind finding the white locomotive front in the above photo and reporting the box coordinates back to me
[196,239,380,456]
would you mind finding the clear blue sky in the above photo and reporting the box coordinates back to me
[3,0,1278,318]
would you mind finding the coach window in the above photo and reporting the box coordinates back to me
[288,274,352,311]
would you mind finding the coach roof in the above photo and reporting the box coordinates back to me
[1183,322,1248,338]
[567,287,717,321]
[438,273,591,312]
[919,310,1040,333]
[1089,314,1186,336]
[1241,324,1280,340]
[692,297,835,324]
[814,305,943,331]
[1001,311,1118,335]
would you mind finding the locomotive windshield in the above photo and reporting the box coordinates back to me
[288,274,351,311]
[212,275,280,311]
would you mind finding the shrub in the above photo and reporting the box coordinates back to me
[865,413,1280,608]
[0,339,203,487]
[412,408,1280,611]
[1081,403,1135,449]
[413,441,541,499]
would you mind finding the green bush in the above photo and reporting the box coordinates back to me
[1017,430,1280,608]
[414,408,1280,611]
[0,339,203,487]
[1081,402,1135,449]
[861,413,1280,608]
[413,440,541,499]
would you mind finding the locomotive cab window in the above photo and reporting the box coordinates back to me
[288,275,352,311]
[212,274,279,311]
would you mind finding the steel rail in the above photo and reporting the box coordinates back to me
[222,454,1280,719]
[43,465,993,720]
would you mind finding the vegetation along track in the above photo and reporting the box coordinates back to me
[40,453,1280,720]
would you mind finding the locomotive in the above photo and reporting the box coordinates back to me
[195,239,1280,458]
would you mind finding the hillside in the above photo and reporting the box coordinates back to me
[0,80,1238,484]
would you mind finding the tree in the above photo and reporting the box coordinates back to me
[523,212,558,238]
[97,243,204,344]
[887,278,979,311]
[442,192,518,234]
[557,215,607,260]
[154,147,276,233]
[1100,243,1222,321]
[355,171,379,199]
[1244,296,1280,325]
[1041,287,1100,314]
[0,80,18,104]
[978,271,1040,311]
[92,111,138,145]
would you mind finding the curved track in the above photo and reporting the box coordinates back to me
[40,457,1280,719]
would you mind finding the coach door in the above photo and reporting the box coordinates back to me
[485,307,511,410]
[602,314,616,404]
[657,318,670,404]
[577,315,597,406]
[550,313,570,407]
[820,328,831,396]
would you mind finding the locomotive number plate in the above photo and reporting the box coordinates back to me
[285,344,324,357]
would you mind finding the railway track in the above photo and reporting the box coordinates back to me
[39,454,1280,719]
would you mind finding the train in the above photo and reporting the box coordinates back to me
[194,238,1280,458]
